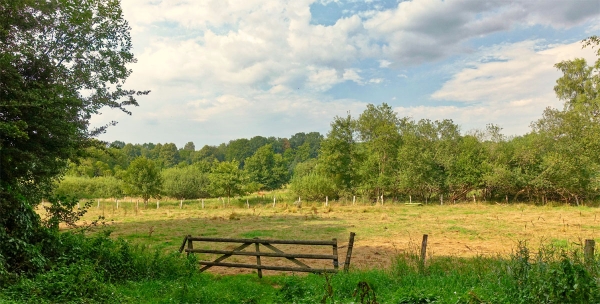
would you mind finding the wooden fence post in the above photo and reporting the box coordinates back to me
[187,234,193,257]
[585,239,595,264]
[202,199,204,209]
[332,238,339,270]
[273,196,276,208]
[344,232,356,272]
[254,238,262,278]
[420,234,428,271]
[180,199,183,209]
[157,200,159,209]
[353,196,355,205]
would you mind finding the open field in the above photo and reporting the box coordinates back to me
[53,196,600,275]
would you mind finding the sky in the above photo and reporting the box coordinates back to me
[92,0,600,147]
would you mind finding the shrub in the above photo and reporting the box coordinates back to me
[289,173,337,201]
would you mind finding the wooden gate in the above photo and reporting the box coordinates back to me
[179,232,356,278]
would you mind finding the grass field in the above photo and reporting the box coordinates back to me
[52,194,600,276]
[4,196,595,303]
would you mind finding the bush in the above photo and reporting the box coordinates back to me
[289,173,337,201]
[508,242,599,303]
[2,229,191,303]
[54,176,123,199]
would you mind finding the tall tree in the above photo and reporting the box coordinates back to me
[158,143,179,168]
[122,157,161,206]
[245,144,288,190]
[356,103,403,199]
[209,160,248,204]
[319,113,358,194]
[0,0,146,273]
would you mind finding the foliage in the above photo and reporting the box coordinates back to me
[356,103,403,199]
[54,176,123,199]
[290,172,337,201]
[161,165,209,199]
[0,0,146,273]
[121,157,161,204]
[319,114,358,192]
[245,144,289,190]
[209,160,249,203]
[508,242,599,303]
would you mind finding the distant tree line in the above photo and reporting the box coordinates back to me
[56,133,323,202]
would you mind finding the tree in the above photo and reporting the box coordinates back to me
[122,157,162,206]
[356,103,403,199]
[554,36,599,117]
[209,160,248,204]
[158,143,179,168]
[161,166,209,200]
[225,138,252,166]
[0,0,146,273]
[319,113,358,194]
[245,144,288,190]
[183,141,195,151]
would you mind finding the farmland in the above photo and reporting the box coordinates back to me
[63,195,600,274]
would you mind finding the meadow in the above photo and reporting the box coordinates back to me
[1,195,594,303]
[65,193,600,275]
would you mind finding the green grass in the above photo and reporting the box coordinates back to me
[2,227,599,303]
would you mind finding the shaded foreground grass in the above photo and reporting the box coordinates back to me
[1,230,598,303]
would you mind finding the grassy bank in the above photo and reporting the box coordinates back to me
[1,230,598,303]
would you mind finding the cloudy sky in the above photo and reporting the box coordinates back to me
[93,0,600,147]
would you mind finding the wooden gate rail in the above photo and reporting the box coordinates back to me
[179,232,356,277]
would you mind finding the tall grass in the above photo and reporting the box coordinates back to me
[1,232,598,303]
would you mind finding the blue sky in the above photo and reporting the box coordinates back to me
[93,0,600,147]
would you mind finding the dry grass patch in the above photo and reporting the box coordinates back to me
[47,199,600,273]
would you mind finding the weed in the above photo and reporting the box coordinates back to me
[353,281,378,304]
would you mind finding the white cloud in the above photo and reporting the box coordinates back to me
[91,0,599,145]
[342,68,363,84]
[379,59,392,68]
[364,0,599,63]
[398,40,598,135]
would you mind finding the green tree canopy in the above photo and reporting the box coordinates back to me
[122,157,161,205]
[209,160,248,204]
[0,0,146,273]
[245,144,288,190]
[161,166,209,200]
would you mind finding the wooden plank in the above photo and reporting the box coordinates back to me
[262,243,311,269]
[186,248,336,260]
[197,261,338,273]
[199,242,252,272]
[344,232,355,272]
[187,236,336,246]
[178,236,188,253]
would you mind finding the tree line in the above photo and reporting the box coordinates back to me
[58,37,600,205]
[56,133,323,203]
